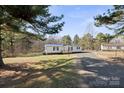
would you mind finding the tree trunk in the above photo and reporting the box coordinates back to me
[0,29,5,67]
[0,50,4,67]
[10,36,15,57]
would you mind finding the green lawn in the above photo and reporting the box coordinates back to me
[3,54,76,64]
[1,54,81,88]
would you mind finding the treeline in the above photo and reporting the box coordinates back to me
[2,32,113,57]
[45,32,114,50]
[1,31,45,57]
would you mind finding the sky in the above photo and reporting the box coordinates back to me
[49,5,114,39]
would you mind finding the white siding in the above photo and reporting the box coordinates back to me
[101,46,116,50]
[121,47,124,50]
[45,46,63,54]
[101,44,124,50]
[72,46,82,52]
[101,45,108,50]
[44,44,82,54]
[63,45,72,53]
[111,46,117,50]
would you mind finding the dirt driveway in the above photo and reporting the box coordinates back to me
[75,52,124,88]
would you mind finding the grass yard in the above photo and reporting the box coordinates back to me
[0,54,81,88]
[96,51,124,58]
[3,54,76,64]
[95,51,124,62]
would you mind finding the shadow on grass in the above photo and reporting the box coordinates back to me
[1,55,124,88]
[79,57,124,88]
[0,58,81,88]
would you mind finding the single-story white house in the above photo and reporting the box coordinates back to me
[44,44,82,54]
[45,44,63,54]
[101,44,124,50]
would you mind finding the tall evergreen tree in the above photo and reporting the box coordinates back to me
[20,35,33,54]
[62,35,72,45]
[94,5,124,36]
[80,33,93,50]
[0,5,64,67]
[73,34,80,45]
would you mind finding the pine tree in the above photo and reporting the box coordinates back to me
[94,5,124,36]
[73,34,80,45]
[0,6,64,67]
[62,35,72,45]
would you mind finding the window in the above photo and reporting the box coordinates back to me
[77,47,79,49]
[117,46,121,49]
[53,46,59,51]
[53,47,55,51]
[71,47,73,50]
[77,47,78,49]
[68,47,70,51]
[77,47,80,50]
[57,47,59,51]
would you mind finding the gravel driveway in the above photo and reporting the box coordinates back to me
[74,52,124,88]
